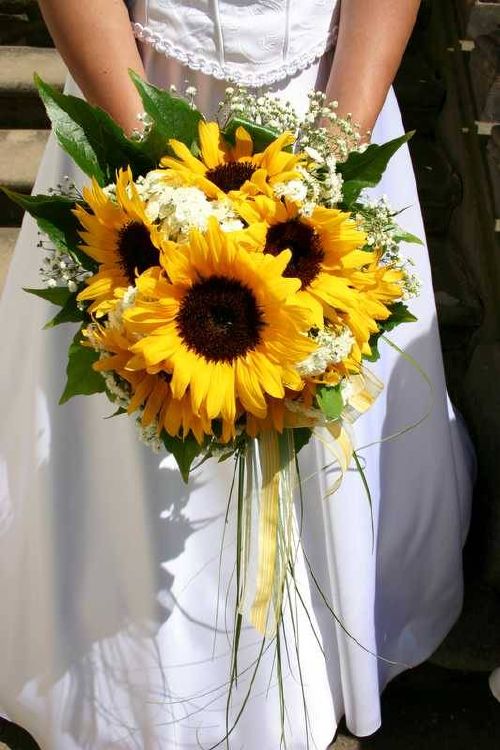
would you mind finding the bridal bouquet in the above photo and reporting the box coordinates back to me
[5,73,421,733]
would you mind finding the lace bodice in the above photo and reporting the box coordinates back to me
[130,0,340,87]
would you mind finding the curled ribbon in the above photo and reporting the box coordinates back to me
[242,367,383,637]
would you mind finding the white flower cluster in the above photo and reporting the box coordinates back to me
[273,179,309,204]
[356,197,422,300]
[273,155,343,211]
[297,91,364,163]
[40,243,91,294]
[218,87,299,133]
[356,197,399,255]
[135,172,244,240]
[101,371,130,408]
[297,326,355,377]
[136,416,162,452]
[303,148,344,207]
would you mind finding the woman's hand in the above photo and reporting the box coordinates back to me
[37,0,146,135]
[326,0,421,138]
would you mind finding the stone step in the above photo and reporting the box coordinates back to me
[0,0,52,47]
[0,46,66,127]
[0,226,18,293]
[0,128,48,224]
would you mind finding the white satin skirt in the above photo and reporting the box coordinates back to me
[0,46,474,749]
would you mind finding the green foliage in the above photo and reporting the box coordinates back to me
[130,71,203,161]
[292,427,313,455]
[4,189,95,271]
[364,302,417,363]
[223,116,281,153]
[24,285,71,306]
[35,75,154,184]
[339,132,414,207]
[393,229,425,246]
[162,431,208,483]
[25,286,84,328]
[59,328,106,404]
[44,292,83,328]
[315,384,344,421]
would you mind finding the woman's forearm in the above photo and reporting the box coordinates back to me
[327,0,421,135]
[37,0,145,134]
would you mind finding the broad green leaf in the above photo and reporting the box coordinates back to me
[382,301,418,329]
[316,384,344,421]
[44,291,83,328]
[162,431,207,483]
[3,189,96,272]
[59,328,106,404]
[24,285,71,306]
[223,116,282,153]
[393,229,424,246]
[364,302,417,362]
[293,427,313,455]
[130,70,203,160]
[339,132,414,207]
[35,76,152,184]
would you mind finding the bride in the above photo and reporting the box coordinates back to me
[0,1,474,747]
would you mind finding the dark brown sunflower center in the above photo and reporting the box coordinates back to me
[117,221,159,284]
[205,161,257,192]
[175,275,265,362]
[264,219,324,289]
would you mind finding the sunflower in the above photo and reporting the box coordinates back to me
[85,321,212,444]
[235,196,402,355]
[159,121,303,200]
[75,168,161,315]
[123,220,316,432]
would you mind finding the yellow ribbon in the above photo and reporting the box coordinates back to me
[250,430,281,634]
[245,368,384,636]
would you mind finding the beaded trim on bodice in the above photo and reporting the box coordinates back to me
[130,0,340,88]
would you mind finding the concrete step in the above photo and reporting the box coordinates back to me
[0,0,52,47]
[0,46,66,127]
[0,226,18,293]
[0,128,48,224]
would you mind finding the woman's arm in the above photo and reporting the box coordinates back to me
[326,0,421,136]
[37,0,146,135]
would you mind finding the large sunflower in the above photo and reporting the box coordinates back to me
[123,220,316,431]
[75,168,161,315]
[236,196,403,354]
[159,121,303,200]
[86,321,211,444]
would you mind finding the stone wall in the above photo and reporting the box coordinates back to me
[395,0,500,667]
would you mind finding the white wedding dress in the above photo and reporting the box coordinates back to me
[0,2,474,748]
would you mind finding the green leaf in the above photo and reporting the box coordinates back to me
[293,427,313,455]
[44,292,83,328]
[161,431,207,483]
[35,75,152,184]
[130,70,203,160]
[223,116,281,153]
[104,406,127,419]
[316,384,344,421]
[364,302,417,363]
[383,301,418,329]
[339,132,414,207]
[393,229,424,246]
[59,328,106,404]
[3,189,96,271]
[24,285,71,306]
